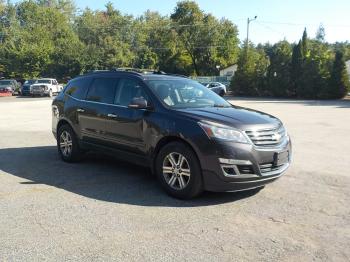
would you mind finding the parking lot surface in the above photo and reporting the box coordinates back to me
[1,96,349,261]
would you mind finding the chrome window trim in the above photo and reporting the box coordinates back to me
[66,93,130,109]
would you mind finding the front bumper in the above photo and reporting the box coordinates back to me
[32,89,49,95]
[22,87,31,95]
[198,136,292,192]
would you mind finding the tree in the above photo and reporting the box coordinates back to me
[327,51,350,98]
[0,1,82,79]
[75,3,134,72]
[316,24,325,42]
[266,40,292,97]
[290,41,303,96]
[230,42,269,96]
[301,28,309,58]
[170,1,239,75]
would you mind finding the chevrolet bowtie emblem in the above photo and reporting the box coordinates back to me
[272,133,282,141]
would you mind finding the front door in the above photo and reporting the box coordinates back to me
[104,77,151,155]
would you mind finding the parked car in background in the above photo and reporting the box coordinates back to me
[31,78,63,97]
[0,79,20,96]
[21,79,38,96]
[52,69,291,199]
[206,82,227,97]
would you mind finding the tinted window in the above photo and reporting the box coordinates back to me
[115,78,149,106]
[0,80,12,86]
[38,79,51,84]
[147,79,230,109]
[86,78,119,104]
[65,77,91,99]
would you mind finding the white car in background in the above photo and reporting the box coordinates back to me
[30,78,63,97]
[206,82,227,97]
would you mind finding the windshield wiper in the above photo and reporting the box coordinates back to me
[213,104,229,108]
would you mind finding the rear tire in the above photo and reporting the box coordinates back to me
[155,141,203,199]
[57,124,82,162]
[48,89,53,97]
[219,90,225,97]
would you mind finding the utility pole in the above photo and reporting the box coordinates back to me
[246,16,257,58]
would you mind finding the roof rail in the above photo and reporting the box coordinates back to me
[85,68,188,78]
[116,68,166,74]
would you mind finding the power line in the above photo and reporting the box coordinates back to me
[255,22,286,38]
[258,20,350,28]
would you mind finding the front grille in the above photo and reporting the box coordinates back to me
[237,165,254,175]
[259,162,285,174]
[33,86,45,91]
[245,125,286,147]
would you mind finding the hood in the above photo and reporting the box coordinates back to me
[31,83,48,87]
[177,105,281,130]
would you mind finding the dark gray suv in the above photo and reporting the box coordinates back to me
[52,69,292,199]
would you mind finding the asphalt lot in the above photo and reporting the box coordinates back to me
[0,96,349,261]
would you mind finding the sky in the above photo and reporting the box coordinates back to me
[71,0,350,44]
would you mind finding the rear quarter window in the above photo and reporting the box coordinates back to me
[86,78,119,104]
[65,77,91,100]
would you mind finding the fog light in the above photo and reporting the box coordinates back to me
[219,158,252,165]
[222,166,237,176]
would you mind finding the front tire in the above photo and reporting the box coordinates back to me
[155,142,203,199]
[48,89,53,97]
[57,124,82,162]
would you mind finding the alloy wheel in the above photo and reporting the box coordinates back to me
[59,130,73,157]
[162,152,191,190]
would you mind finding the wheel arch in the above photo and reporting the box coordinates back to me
[151,135,202,175]
[56,118,77,136]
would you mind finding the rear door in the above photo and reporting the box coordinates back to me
[77,77,119,145]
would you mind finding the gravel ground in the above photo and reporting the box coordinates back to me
[0,96,349,261]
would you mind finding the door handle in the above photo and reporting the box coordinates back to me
[107,113,118,118]
[77,108,85,113]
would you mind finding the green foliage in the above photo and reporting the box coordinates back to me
[231,42,269,96]
[0,0,349,100]
[0,0,240,79]
[231,28,350,99]
[327,51,350,98]
[265,40,292,97]
[170,1,239,75]
[316,24,325,42]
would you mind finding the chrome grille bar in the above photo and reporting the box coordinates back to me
[246,125,286,147]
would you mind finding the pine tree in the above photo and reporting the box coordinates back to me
[316,24,326,42]
[301,28,308,58]
[290,41,303,96]
[328,51,350,98]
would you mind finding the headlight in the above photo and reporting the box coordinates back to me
[198,121,249,143]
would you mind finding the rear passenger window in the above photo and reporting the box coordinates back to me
[86,78,119,104]
[65,77,91,100]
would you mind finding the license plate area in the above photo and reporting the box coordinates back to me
[274,150,289,166]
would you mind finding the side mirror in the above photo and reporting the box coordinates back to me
[128,97,150,109]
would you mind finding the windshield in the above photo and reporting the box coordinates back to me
[25,79,37,84]
[147,79,231,109]
[0,80,12,86]
[37,79,51,84]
